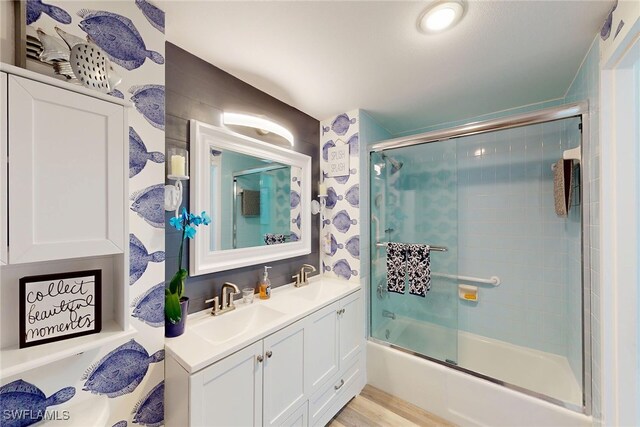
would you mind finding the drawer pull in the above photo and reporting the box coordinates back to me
[257,355,264,363]
[334,379,345,390]
[336,308,345,316]
[266,350,273,358]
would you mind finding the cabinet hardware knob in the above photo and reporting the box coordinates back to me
[334,379,345,390]
[257,355,264,363]
[266,350,273,358]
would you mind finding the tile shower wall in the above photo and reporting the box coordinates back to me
[455,119,581,357]
[565,36,601,421]
[320,110,361,280]
[2,1,166,426]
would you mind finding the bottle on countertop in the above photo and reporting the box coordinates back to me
[258,266,272,300]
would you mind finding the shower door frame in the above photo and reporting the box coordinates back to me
[366,101,592,415]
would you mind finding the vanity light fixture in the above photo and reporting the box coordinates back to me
[165,146,189,217]
[417,0,465,34]
[222,112,295,146]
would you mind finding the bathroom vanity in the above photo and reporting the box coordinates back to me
[165,276,364,427]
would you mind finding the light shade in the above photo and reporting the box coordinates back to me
[418,1,465,34]
[222,112,294,146]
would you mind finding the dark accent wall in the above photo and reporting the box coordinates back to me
[165,42,320,313]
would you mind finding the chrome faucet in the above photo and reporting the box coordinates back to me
[205,282,240,316]
[292,264,317,287]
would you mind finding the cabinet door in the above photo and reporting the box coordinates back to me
[8,75,125,264]
[263,320,306,427]
[190,341,263,427]
[339,291,363,366]
[280,401,308,427]
[0,72,7,265]
[305,300,339,395]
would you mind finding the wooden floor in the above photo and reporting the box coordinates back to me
[328,385,455,427]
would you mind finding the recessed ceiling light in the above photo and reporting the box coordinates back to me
[418,1,465,34]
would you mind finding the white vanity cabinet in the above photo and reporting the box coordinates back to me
[186,320,306,427]
[6,73,126,264]
[308,291,364,426]
[190,341,263,427]
[166,286,365,427]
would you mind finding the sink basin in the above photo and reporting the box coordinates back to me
[288,283,335,303]
[191,305,286,344]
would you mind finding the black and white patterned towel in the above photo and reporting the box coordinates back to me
[386,242,407,294]
[408,244,431,297]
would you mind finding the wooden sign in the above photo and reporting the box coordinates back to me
[326,144,350,177]
[19,270,102,348]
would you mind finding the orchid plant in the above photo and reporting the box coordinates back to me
[166,208,211,324]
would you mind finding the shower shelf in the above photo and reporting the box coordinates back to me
[375,242,448,252]
[432,273,501,286]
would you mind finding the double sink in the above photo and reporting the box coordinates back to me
[165,275,360,373]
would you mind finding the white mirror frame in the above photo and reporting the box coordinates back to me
[189,119,311,275]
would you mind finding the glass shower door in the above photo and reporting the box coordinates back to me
[369,141,459,364]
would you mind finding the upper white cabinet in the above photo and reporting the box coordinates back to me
[0,64,133,378]
[7,74,126,264]
[0,72,7,266]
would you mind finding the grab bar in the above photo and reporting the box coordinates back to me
[432,273,501,286]
[375,242,448,252]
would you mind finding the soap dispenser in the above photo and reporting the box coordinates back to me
[258,266,272,300]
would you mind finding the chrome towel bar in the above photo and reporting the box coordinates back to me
[432,273,501,286]
[375,242,448,252]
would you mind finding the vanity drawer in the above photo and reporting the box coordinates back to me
[309,354,361,425]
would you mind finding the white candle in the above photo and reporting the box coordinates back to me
[318,182,327,196]
[171,155,186,176]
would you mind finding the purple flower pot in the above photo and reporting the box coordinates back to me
[165,297,189,338]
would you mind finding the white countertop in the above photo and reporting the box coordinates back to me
[165,274,361,374]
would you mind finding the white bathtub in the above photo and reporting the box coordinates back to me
[369,317,591,427]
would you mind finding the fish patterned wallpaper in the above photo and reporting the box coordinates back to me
[1,1,166,426]
[320,110,360,280]
[599,0,638,65]
[290,167,303,242]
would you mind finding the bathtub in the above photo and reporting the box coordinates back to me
[368,317,591,427]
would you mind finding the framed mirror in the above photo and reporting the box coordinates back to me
[189,119,311,275]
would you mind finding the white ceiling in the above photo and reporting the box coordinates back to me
[164,1,611,136]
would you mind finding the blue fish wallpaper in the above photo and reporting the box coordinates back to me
[11,1,166,426]
[135,0,164,34]
[26,0,71,25]
[132,381,164,427]
[78,9,164,70]
[130,184,165,229]
[0,380,75,427]
[129,85,165,130]
[130,233,165,286]
[131,283,165,327]
[320,110,361,280]
[82,340,164,398]
[130,127,164,178]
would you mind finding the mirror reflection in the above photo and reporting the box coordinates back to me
[209,148,302,250]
